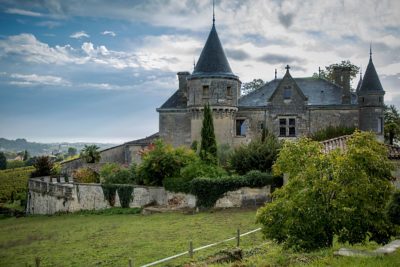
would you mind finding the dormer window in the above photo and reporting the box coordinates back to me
[283,87,292,100]
[203,85,209,98]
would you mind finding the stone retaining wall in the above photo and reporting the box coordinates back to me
[27,177,271,214]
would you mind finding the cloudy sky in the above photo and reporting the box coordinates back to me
[0,0,399,143]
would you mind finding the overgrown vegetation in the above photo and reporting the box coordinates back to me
[384,104,400,145]
[191,171,282,208]
[136,139,197,186]
[229,130,281,175]
[100,163,136,184]
[0,167,34,203]
[30,156,54,178]
[73,167,100,183]
[0,152,6,170]
[257,131,398,251]
[387,191,400,225]
[309,125,356,141]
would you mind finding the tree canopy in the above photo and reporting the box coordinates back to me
[80,145,101,163]
[257,131,397,251]
[314,60,360,84]
[241,78,264,95]
[384,104,400,145]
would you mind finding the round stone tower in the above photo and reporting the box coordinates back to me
[187,21,241,146]
[357,49,385,138]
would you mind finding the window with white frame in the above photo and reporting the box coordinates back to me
[236,119,246,136]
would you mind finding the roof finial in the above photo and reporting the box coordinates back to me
[274,69,277,79]
[212,0,215,25]
[369,42,372,59]
[285,64,290,72]
[193,57,196,70]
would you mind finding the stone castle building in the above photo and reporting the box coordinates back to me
[61,16,386,171]
[157,19,385,148]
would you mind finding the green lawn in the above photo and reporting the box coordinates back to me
[0,209,262,266]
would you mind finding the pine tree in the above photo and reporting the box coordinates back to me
[200,104,217,164]
[0,152,7,170]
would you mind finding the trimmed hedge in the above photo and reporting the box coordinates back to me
[191,171,283,208]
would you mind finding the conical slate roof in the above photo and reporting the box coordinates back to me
[192,24,235,78]
[356,75,363,92]
[359,56,384,92]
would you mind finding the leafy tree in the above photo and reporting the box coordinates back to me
[0,152,6,170]
[67,147,77,157]
[257,131,396,251]
[31,156,54,178]
[317,60,360,84]
[137,139,197,186]
[22,150,29,161]
[384,105,400,145]
[80,145,101,163]
[200,104,217,164]
[229,130,280,175]
[241,78,264,95]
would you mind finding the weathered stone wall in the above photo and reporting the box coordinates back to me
[308,107,359,133]
[159,111,191,147]
[27,178,271,214]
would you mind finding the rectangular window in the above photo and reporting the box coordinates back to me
[227,86,232,97]
[279,117,296,137]
[283,88,292,100]
[203,85,209,98]
[236,119,246,136]
[378,117,383,133]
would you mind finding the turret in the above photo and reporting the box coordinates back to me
[357,47,385,136]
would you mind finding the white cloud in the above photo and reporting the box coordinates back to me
[5,8,43,17]
[9,73,70,86]
[101,31,116,37]
[70,31,90,39]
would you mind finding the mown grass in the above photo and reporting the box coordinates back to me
[0,209,262,266]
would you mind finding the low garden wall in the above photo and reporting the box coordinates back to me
[26,177,271,215]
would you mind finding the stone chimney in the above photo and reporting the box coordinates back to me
[341,67,351,104]
[177,72,190,92]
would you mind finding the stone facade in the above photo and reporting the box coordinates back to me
[26,177,271,214]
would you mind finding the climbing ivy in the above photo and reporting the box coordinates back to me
[117,185,134,208]
[101,184,118,207]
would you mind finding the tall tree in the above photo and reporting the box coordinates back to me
[200,104,217,164]
[80,145,101,163]
[0,152,7,170]
[241,78,264,95]
[384,104,400,145]
[68,147,77,156]
[318,60,360,84]
[23,150,29,161]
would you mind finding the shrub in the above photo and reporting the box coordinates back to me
[0,152,6,170]
[30,156,54,178]
[387,191,400,225]
[105,168,135,184]
[229,132,280,175]
[309,125,356,141]
[100,163,121,183]
[190,172,282,208]
[80,144,101,163]
[257,131,396,251]
[217,143,233,169]
[137,139,197,186]
[164,160,227,193]
[73,167,99,183]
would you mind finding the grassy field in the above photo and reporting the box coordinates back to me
[0,209,399,267]
[0,209,262,267]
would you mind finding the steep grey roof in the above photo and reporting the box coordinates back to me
[192,24,235,78]
[239,77,355,107]
[359,57,384,92]
[159,89,187,109]
[356,76,363,92]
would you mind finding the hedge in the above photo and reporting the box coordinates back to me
[0,167,34,202]
[190,171,283,208]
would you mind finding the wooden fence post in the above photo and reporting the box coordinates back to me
[189,241,194,258]
[237,229,240,247]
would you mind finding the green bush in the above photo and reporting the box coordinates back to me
[137,139,197,186]
[100,163,135,184]
[309,125,356,141]
[387,191,400,225]
[117,185,134,208]
[73,167,99,183]
[100,163,121,183]
[190,172,282,208]
[101,184,118,206]
[0,167,34,202]
[30,156,53,178]
[257,131,396,251]
[229,132,280,175]
[164,160,227,193]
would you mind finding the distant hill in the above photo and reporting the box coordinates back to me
[0,138,116,157]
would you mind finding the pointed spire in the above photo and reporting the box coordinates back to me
[359,47,384,92]
[370,43,372,59]
[213,0,215,25]
[356,67,363,92]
